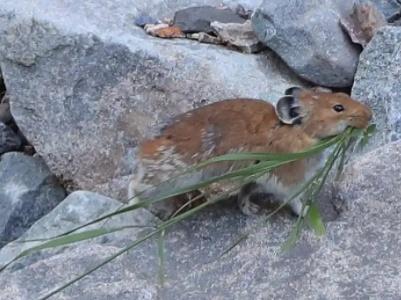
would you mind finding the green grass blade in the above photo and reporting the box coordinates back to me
[0,225,143,272]
[42,160,291,240]
[306,203,326,236]
[281,217,304,252]
[30,132,347,244]
[157,229,166,286]
[38,229,161,300]
[196,135,341,168]
[219,234,248,258]
[11,123,376,299]
[38,189,235,300]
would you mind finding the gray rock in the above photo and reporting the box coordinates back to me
[164,141,401,300]
[0,190,158,269]
[1,141,401,299]
[1,243,159,300]
[235,3,253,19]
[252,0,361,87]
[173,6,246,33]
[352,26,401,149]
[211,20,266,53]
[131,0,263,21]
[0,191,160,300]
[0,98,12,124]
[340,2,387,48]
[0,0,305,200]
[0,122,21,154]
[0,75,5,100]
[186,32,223,44]
[0,152,66,247]
[134,15,160,28]
[366,0,401,20]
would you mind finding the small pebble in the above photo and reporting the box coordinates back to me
[134,15,159,27]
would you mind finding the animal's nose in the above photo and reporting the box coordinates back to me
[360,104,373,124]
[365,105,373,121]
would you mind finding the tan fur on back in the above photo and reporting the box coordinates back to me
[131,88,372,218]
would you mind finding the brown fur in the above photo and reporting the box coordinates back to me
[130,88,372,219]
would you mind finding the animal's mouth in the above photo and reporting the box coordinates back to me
[348,115,371,129]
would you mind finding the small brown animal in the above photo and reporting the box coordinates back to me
[128,87,372,219]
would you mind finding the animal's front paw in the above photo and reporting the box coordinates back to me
[238,197,264,216]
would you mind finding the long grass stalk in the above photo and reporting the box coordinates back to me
[0,125,375,300]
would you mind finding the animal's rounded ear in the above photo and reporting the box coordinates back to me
[275,96,303,125]
[285,86,303,97]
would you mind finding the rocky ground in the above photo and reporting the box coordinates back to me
[1,0,401,299]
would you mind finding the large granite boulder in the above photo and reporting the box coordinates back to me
[1,141,401,299]
[0,0,304,200]
[0,152,66,247]
[252,0,361,87]
[352,26,401,150]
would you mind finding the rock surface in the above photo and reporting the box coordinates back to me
[0,191,160,299]
[0,152,66,247]
[0,122,21,154]
[352,26,401,149]
[0,99,12,124]
[173,6,246,33]
[1,141,401,299]
[368,0,401,20]
[132,0,263,21]
[252,0,361,87]
[186,32,223,44]
[134,15,160,28]
[0,0,305,199]
[211,20,265,53]
[340,2,387,47]
[0,190,158,268]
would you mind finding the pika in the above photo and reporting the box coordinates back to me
[128,87,372,219]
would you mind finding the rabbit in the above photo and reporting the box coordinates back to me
[128,86,372,220]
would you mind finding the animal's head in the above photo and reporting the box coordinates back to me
[275,87,372,139]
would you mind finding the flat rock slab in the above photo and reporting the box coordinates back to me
[352,26,401,149]
[1,141,401,299]
[0,0,304,200]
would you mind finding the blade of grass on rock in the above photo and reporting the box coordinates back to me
[46,160,295,239]
[306,203,326,236]
[35,134,344,243]
[0,225,147,272]
[26,125,374,298]
[39,187,239,300]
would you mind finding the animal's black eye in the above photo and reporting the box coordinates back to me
[333,104,344,112]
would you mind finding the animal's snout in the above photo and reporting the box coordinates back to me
[350,103,373,129]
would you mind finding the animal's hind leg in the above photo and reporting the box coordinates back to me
[237,182,267,215]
